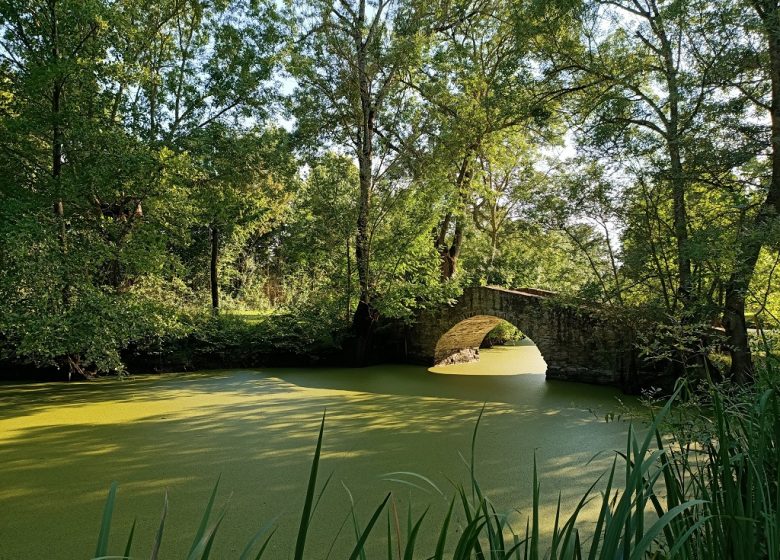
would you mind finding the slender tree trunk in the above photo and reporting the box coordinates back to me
[355,150,371,311]
[352,0,378,357]
[355,0,370,310]
[599,218,624,304]
[438,156,471,279]
[663,44,692,307]
[659,32,701,378]
[352,132,377,346]
[668,138,692,306]
[53,106,65,256]
[441,219,464,279]
[50,0,69,309]
[489,223,498,278]
[723,10,780,383]
[345,235,351,325]
[210,226,219,312]
[651,13,692,309]
[434,211,451,257]
[724,277,755,383]
[668,134,701,378]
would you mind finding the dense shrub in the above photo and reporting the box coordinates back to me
[124,310,345,372]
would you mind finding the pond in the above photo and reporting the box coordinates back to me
[0,342,641,559]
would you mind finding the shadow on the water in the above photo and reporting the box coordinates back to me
[274,367,623,409]
[0,351,629,419]
[272,342,627,411]
[0,347,640,558]
[0,370,280,417]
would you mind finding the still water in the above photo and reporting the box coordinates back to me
[0,342,640,559]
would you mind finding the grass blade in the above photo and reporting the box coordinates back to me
[293,411,326,560]
[387,509,393,560]
[433,498,455,560]
[123,518,136,559]
[186,504,228,560]
[187,476,221,558]
[238,517,278,560]
[252,529,276,560]
[150,492,169,560]
[627,500,707,560]
[95,481,118,558]
[347,493,392,560]
[381,472,443,496]
[402,507,428,560]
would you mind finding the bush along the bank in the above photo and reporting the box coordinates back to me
[481,321,525,348]
[89,377,780,560]
[123,311,346,373]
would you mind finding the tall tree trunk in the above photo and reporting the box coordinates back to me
[210,226,219,312]
[723,9,780,383]
[668,139,692,306]
[345,235,352,325]
[663,36,692,308]
[50,0,68,308]
[351,0,378,361]
[437,155,471,279]
[53,84,65,255]
[355,149,371,312]
[352,129,377,349]
[659,27,700,378]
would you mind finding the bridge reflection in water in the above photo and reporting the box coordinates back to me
[428,339,548,376]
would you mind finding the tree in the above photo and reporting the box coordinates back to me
[544,0,764,378]
[185,125,293,312]
[289,0,426,349]
[556,0,726,310]
[413,0,561,279]
[0,0,286,375]
[719,0,780,381]
[468,136,544,284]
[0,0,164,375]
[281,153,359,323]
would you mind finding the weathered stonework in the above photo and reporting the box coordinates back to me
[436,346,481,365]
[406,286,654,391]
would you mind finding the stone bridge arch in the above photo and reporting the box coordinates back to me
[433,314,547,366]
[406,286,638,387]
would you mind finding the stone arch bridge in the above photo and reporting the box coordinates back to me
[405,286,646,389]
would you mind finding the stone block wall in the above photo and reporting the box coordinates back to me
[406,286,655,392]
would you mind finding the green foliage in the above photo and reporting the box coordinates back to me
[650,371,780,559]
[0,0,292,375]
[483,321,525,347]
[157,312,341,368]
[1,0,778,380]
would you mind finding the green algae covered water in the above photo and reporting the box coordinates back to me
[0,342,641,559]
